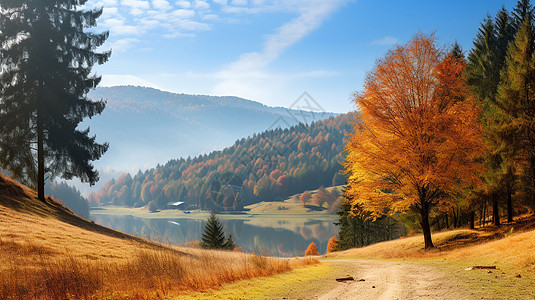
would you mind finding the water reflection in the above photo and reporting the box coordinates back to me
[92,214,338,257]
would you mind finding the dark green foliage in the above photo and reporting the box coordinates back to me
[89,113,352,210]
[201,212,227,249]
[466,4,518,225]
[497,17,535,210]
[335,186,404,251]
[148,200,158,213]
[0,0,109,201]
[224,234,236,250]
[44,181,90,219]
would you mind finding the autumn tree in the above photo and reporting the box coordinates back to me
[304,242,319,256]
[344,33,484,249]
[0,0,109,200]
[299,191,311,206]
[326,236,337,253]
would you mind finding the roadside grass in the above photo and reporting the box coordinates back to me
[176,258,327,300]
[0,173,316,299]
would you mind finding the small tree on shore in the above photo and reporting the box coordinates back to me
[326,237,338,253]
[305,242,319,256]
[201,212,226,249]
[201,211,236,250]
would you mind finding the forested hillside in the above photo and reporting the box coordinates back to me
[89,113,353,210]
[82,86,336,193]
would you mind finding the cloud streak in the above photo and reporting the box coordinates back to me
[213,0,348,101]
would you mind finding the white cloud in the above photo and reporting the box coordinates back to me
[152,0,172,10]
[121,0,150,15]
[103,0,118,6]
[176,1,191,8]
[369,36,399,46]
[111,25,141,35]
[170,9,195,18]
[108,38,140,52]
[195,1,210,9]
[212,0,226,4]
[121,0,150,9]
[213,0,348,100]
[231,0,247,5]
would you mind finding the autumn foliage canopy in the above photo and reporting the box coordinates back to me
[344,33,485,248]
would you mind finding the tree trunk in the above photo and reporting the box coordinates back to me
[492,193,500,227]
[37,108,45,202]
[469,211,475,229]
[507,183,513,223]
[420,199,434,249]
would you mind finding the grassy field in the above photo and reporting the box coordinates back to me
[0,174,316,299]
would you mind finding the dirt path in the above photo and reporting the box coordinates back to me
[312,259,469,300]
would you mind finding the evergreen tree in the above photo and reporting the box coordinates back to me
[0,0,110,201]
[224,233,235,250]
[467,8,516,226]
[201,212,226,249]
[497,18,535,210]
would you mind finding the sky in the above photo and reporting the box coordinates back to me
[84,0,519,113]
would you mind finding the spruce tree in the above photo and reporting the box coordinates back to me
[224,233,235,250]
[467,9,516,226]
[201,212,226,249]
[497,18,535,210]
[0,0,110,200]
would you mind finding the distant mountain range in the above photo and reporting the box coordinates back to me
[77,86,336,194]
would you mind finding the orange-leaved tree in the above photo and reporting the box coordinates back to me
[344,33,485,249]
[326,236,338,253]
[305,242,319,256]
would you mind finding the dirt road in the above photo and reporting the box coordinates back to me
[310,260,468,300]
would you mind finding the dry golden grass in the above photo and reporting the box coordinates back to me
[326,218,535,274]
[0,174,313,299]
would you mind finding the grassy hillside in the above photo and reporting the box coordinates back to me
[0,174,314,299]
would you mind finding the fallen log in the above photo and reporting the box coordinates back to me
[336,276,355,282]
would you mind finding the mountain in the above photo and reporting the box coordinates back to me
[89,113,353,211]
[84,86,336,177]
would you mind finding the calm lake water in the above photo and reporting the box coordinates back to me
[92,214,339,257]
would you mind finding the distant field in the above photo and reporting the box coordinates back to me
[91,185,343,221]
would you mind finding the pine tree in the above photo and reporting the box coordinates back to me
[466,8,516,226]
[0,0,110,201]
[497,18,535,210]
[201,212,227,249]
[224,233,236,250]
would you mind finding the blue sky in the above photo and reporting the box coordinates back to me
[85,0,517,113]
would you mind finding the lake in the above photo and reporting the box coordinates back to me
[92,213,339,257]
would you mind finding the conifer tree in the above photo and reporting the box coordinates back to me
[497,18,535,210]
[224,233,235,250]
[0,0,110,201]
[201,212,227,249]
[467,8,515,226]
